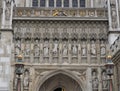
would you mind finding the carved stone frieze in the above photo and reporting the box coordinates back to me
[13,20,107,64]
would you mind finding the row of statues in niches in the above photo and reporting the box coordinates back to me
[14,69,30,90]
[92,69,108,90]
[14,68,109,90]
[15,39,106,57]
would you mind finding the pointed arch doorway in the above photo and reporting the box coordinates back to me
[54,87,64,91]
[39,73,83,91]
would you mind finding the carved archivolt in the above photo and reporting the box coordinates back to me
[34,69,86,91]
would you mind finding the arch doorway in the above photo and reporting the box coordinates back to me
[39,73,82,91]
[54,87,63,91]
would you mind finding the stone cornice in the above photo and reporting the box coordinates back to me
[108,30,120,34]
[13,17,108,21]
[0,28,14,34]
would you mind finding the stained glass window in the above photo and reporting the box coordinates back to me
[72,0,78,7]
[40,0,46,7]
[32,0,38,7]
[80,0,85,7]
[49,0,54,7]
[56,0,62,7]
[64,0,69,7]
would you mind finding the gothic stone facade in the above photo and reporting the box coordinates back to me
[0,0,120,91]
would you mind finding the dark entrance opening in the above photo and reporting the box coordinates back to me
[54,87,62,91]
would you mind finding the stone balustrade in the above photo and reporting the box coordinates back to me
[110,35,120,56]
[13,7,107,19]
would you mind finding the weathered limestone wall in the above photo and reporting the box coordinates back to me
[0,30,13,91]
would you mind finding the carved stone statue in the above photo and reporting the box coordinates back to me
[25,41,30,56]
[91,40,96,56]
[15,40,21,55]
[63,43,68,56]
[23,70,29,87]
[34,45,40,56]
[5,1,11,20]
[53,40,58,55]
[5,7,11,20]
[82,42,86,56]
[72,40,78,55]
[102,71,108,88]
[43,40,49,56]
[14,75,18,88]
[100,41,106,56]
[92,71,99,89]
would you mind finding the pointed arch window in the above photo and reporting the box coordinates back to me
[32,0,38,7]
[80,0,85,7]
[49,0,54,7]
[56,0,62,7]
[72,0,78,7]
[64,0,69,7]
[40,0,46,7]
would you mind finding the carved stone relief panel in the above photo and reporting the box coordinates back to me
[81,40,87,57]
[100,40,106,57]
[92,69,99,91]
[101,70,108,89]
[62,39,68,57]
[23,69,30,90]
[90,40,97,57]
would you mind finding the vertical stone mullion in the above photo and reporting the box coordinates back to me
[91,0,93,8]
[54,0,56,7]
[78,0,80,7]
[62,0,64,8]
[69,0,72,8]
[46,0,49,7]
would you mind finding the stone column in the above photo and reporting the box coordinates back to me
[29,67,35,91]
[46,0,49,7]
[78,0,80,7]
[114,65,118,91]
[69,0,72,8]
[26,0,30,7]
[115,0,120,29]
[62,0,64,8]
[107,0,112,30]
[86,67,92,91]
[98,67,102,91]
[91,0,93,8]
[54,0,56,7]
